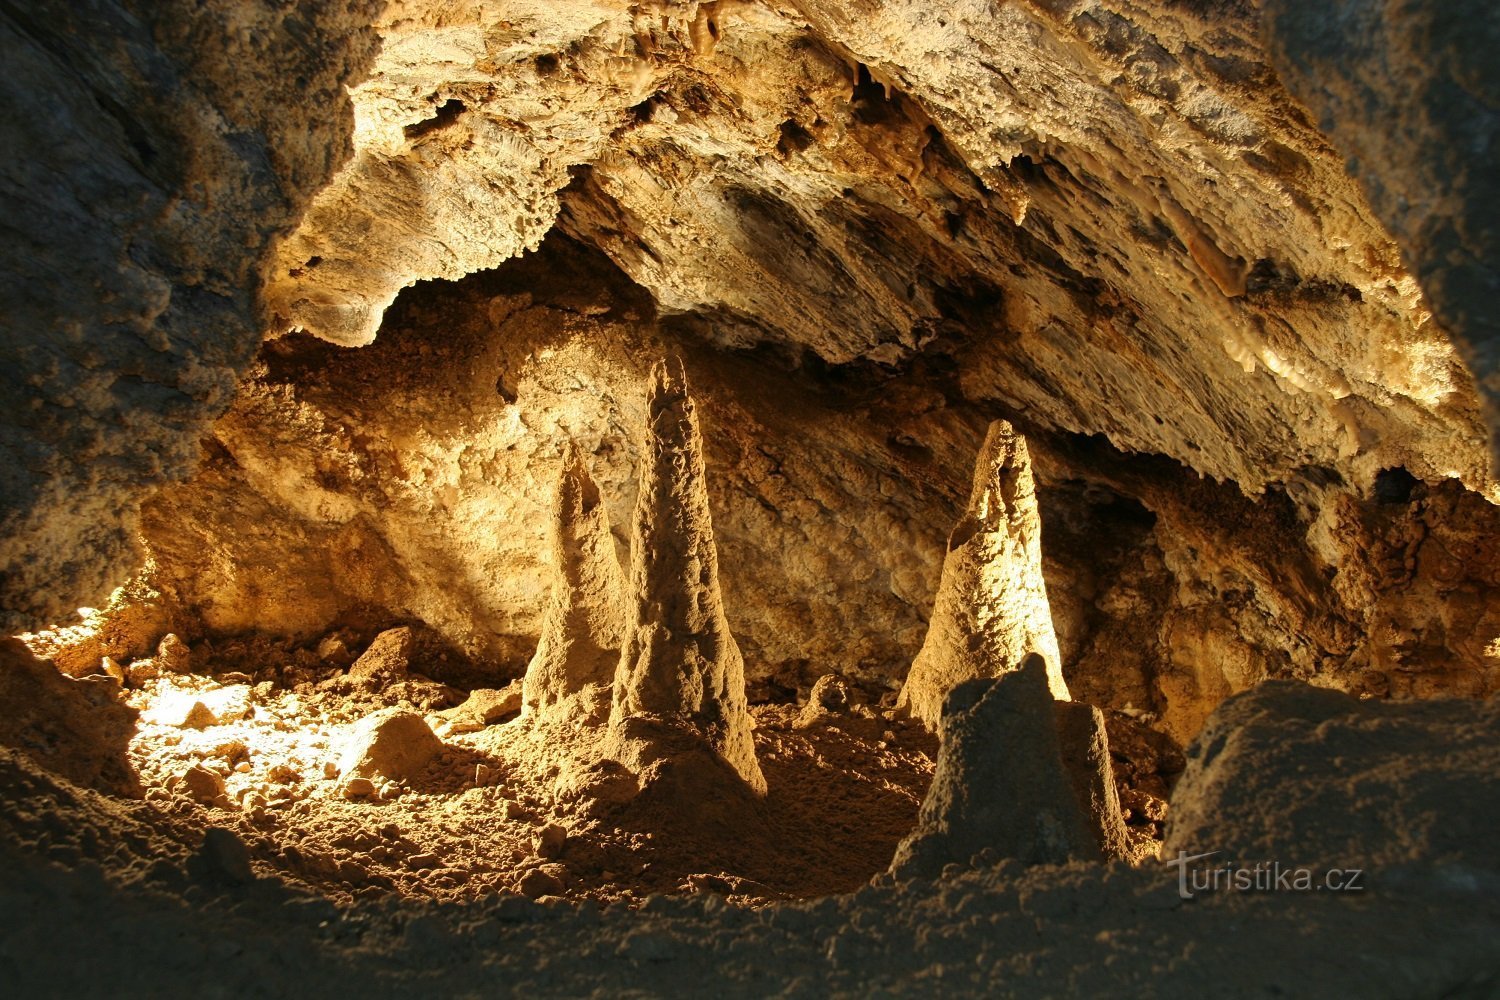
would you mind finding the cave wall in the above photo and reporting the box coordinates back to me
[4,0,1498,743]
[132,238,1499,742]
[0,0,381,629]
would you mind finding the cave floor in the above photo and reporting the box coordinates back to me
[3,737,1496,999]
[111,655,943,907]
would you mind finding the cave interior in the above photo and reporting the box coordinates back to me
[2,0,1499,995]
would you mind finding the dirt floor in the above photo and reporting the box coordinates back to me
[7,632,1494,997]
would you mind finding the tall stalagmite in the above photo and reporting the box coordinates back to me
[521,445,626,722]
[607,358,766,795]
[898,420,1068,728]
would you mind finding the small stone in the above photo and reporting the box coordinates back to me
[267,763,299,785]
[127,658,161,686]
[349,627,414,681]
[316,634,351,663]
[195,827,253,884]
[503,798,526,820]
[475,763,495,787]
[157,634,192,675]
[517,868,565,899]
[323,761,339,780]
[342,777,376,800]
[535,823,567,859]
[181,765,228,808]
[101,656,126,683]
[181,701,219,730]
[437,682,523,731]
[339,709,443,784]
[407,852,440,870]
[1120,787,1168,823]
[234,761,251,774]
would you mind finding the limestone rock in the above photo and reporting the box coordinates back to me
[0,638,140,796]
[0,0,381,630]
[1165,681,1500,870]
[608,359,766,796]
[338,709,444,785]
[891,654,1095,879]
[350,627,414,682]
[795,674,852,729]
[1053,702,1131,863]
[180,765,229,810]
[898,421,1067,729]
[521,446,627,720]
[1264,0,1500,459]
[438,682,523,734]
[192,827,254,885]
[157,634,192,676]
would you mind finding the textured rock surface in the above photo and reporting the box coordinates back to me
[1165,680,1500,871]
[266,0,1494,503]
[130,240,1500,746]
[338,709,445,784]
[1264,0,1500,458]
[0,639,139,797]
[898,420,1067,727]
[521,447,627,721]
[1054,700,1132,862]
[607,359,765,795]
[0,0,380,629]
[8,0,1495,755]
[892,654,1095,877]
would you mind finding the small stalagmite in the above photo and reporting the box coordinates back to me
[607,357,767,796]
[890,653,1096,879]
[521,444,627,722]
[897,419,1068,729]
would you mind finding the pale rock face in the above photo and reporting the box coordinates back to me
[899,420,1067,728]
[608,359,766,795]
[339,709,445,785]
[522,446,628,721]
[1264,0,1500,460]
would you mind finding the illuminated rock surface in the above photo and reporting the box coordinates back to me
[521,446,627,721]
[898,420,1067,727]
[2,0,1499,994]
[608,359,766,795]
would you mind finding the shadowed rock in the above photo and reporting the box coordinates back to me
[1054,701,1132,862]
[891,654,1095,879]
[898,420,1068,729]
[521,445,626,721]
[608,358,766,795]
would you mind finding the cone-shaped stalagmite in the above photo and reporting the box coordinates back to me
[607,358,766,795]
[897,420,1068,728]
[521,444,627,721]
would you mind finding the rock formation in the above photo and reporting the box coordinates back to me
[607,359,766,796]
[898,420,1067,729]
[0,0,381,630]
[1053,701,1132,863]
[891,654,1095,878]
[521,446,628,722]
[1165,680,1500,871]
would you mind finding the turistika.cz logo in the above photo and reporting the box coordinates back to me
[1166,851,1366,900]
